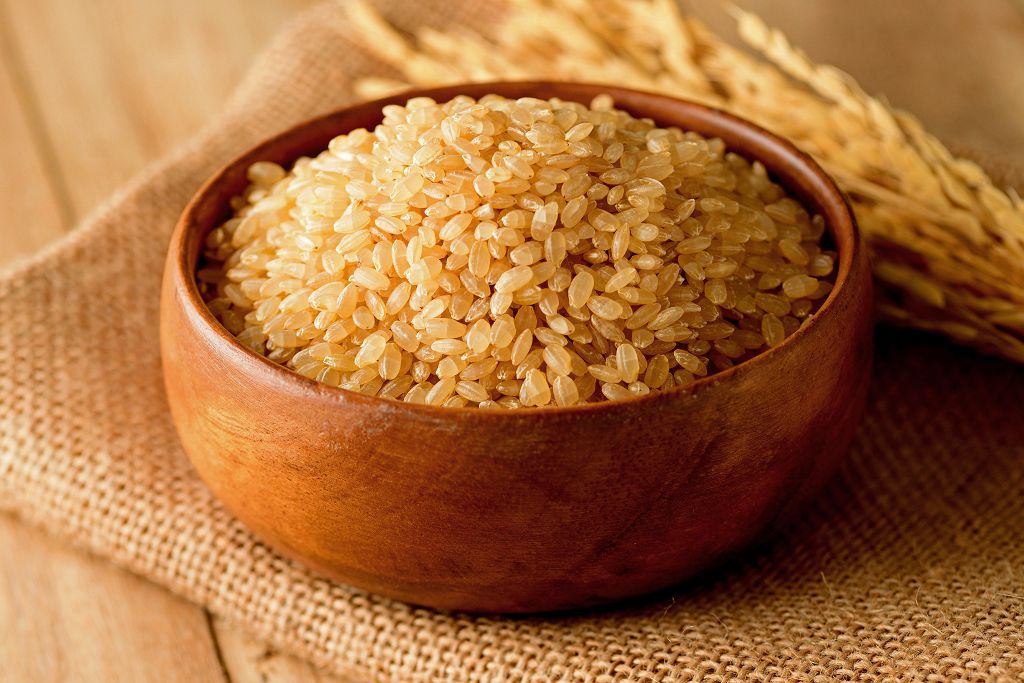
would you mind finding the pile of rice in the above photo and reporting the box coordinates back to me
[200,94,834,408]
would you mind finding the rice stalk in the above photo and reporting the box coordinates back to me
[344,0,1024,362]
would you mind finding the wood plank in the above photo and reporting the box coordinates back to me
[0,0,326,680]
[0,0,317,216]
[0,16,67,265]
[213,618,350,683]
[0,2,233,680]
[0,515,229,683]
[689,0,1024,162]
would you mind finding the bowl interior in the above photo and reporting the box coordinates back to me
[174,81,858,413]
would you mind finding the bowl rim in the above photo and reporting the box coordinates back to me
[167,80,863,418]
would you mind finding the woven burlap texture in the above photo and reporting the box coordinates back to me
[1,2,1023,681]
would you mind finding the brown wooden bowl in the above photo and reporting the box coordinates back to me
[161,82,873,613]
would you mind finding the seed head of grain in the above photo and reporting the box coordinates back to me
[345,0,1024,365]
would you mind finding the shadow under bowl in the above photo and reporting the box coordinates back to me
[160,81,874,613]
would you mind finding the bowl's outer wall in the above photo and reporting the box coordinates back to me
[160,83,874,613]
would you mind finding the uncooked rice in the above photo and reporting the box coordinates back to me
[200,94,834,407]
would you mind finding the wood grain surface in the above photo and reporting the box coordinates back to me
[0,0,1021,679]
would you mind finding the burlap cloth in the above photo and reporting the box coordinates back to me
[1,2,1022,680]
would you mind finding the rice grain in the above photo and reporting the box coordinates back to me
[201,94,834,407]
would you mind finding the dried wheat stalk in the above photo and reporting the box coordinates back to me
[345,0,1024,362]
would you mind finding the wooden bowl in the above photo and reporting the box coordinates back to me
[161,82,873,613]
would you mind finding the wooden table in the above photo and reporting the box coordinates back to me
[0,1,1021,681]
